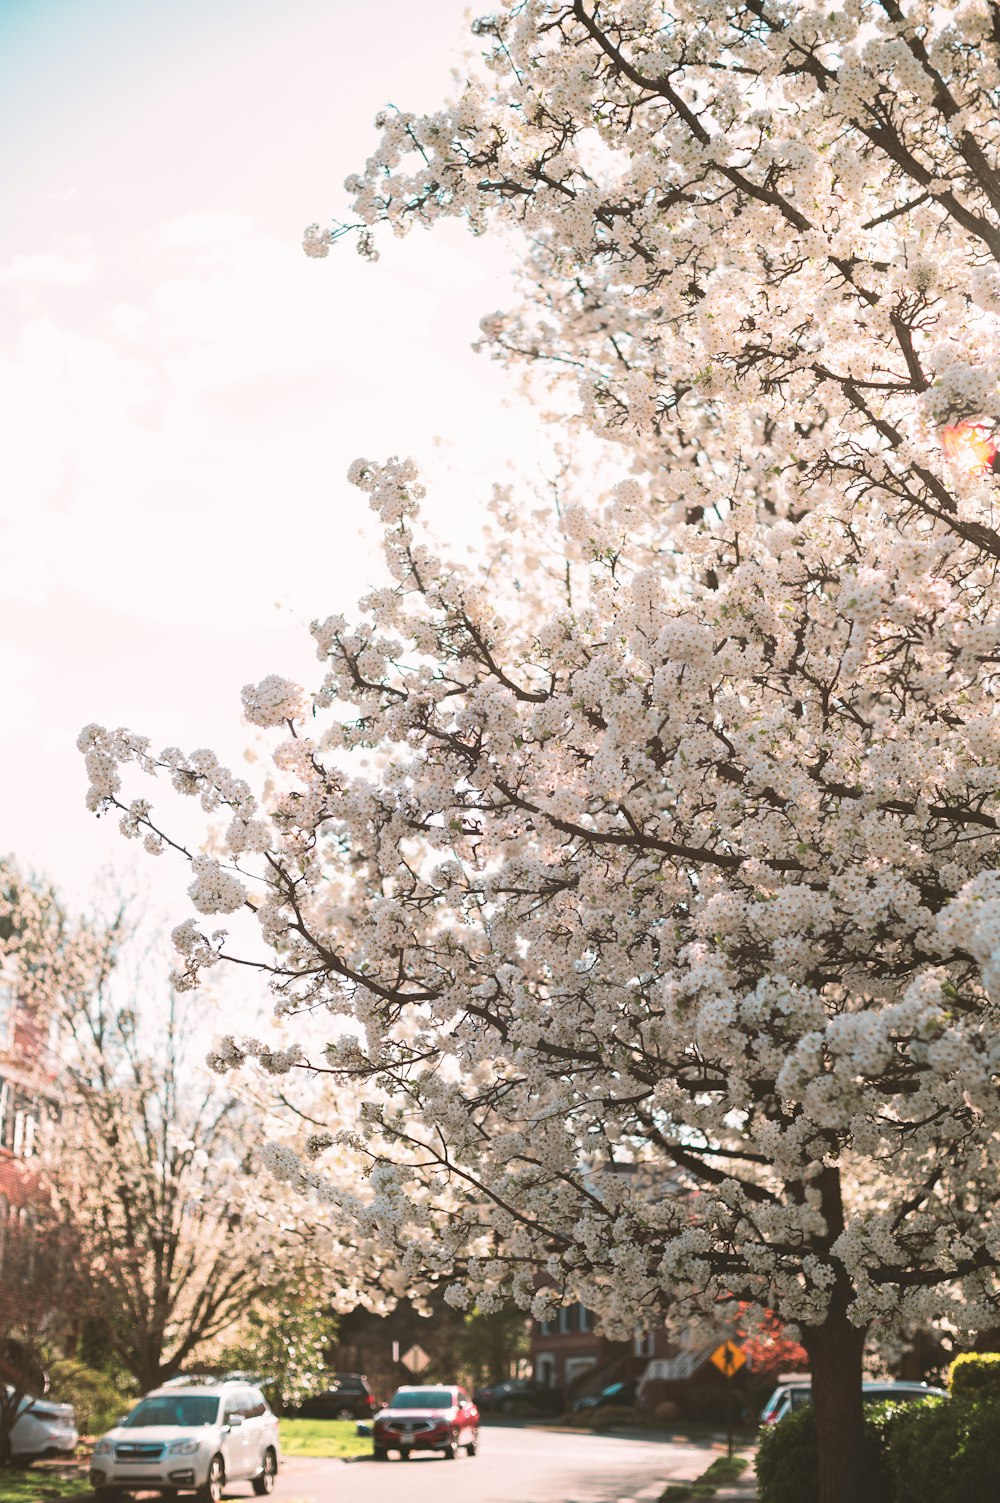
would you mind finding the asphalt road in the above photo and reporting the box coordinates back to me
[263,1425,739,1503]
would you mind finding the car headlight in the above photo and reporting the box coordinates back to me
[167,1439,202,1456]
[93,1439,113,1456]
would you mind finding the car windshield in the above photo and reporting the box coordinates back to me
[123,1396,220,1428]
[389,1389,453,1409]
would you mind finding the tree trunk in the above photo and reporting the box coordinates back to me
[803,1299,868,1503]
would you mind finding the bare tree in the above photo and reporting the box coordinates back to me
[53,986,280,1393]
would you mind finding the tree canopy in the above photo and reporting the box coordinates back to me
[79,4,1000,1498]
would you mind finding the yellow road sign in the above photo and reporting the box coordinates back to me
[710,1340,747,1377]
[400,1343,432,1375]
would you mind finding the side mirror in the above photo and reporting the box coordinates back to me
[227,1415,243,1429]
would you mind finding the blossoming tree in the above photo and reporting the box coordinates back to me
[80,3,1000,1498]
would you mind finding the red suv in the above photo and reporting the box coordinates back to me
[373,1385,479,1461]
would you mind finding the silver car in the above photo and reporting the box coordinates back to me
[760,1378,947,1426]
[89,1379,280,1501]
[3,1386,78,1458]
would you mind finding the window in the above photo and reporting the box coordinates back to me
[558,1307,573,1335]
[125,1396,220,1428]
[633,1329,656,1358]
[9,1094,38,1159]
[539,1318,554,1337]
[577,1305,593,1334]
[0,985,14,1048]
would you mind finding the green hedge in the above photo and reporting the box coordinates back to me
[948,1352,1000,1400]
[882,1396,1000,1503]
[757,1396,1000,1503]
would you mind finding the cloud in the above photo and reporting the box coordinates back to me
[0,248,96,289]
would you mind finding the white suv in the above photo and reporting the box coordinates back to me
[89,1379,280,1501]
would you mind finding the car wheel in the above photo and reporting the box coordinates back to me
[252,1447,277,1496]
[335,1405,355,1421]
[372,1446,388,1461]
[466,1432,478,1457]
[443,1443,457,1460]
[197,1454,225,1503]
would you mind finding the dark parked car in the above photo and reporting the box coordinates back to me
[477,1379,564,1417]
[291,1374,380,1420]
[572,1379,639,1414]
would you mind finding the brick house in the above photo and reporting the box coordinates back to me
[530,1303,675,1397]
[0,966,62,1329]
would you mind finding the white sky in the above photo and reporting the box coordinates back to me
[0,0,548,935]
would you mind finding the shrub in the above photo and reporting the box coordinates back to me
[948,1352,1000,1401]
[589,1402,644,1429]
[756,1406,818,1503]
[756,1404,889,1503]
[47,1360,130,1437]
[883,1396,1000,1503]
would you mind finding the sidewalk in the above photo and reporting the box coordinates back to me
[661,1482,756,1501]
[658,1452,757,1501]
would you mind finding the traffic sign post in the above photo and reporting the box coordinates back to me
[709,1341,747,1458]
[400,1343,431,1376]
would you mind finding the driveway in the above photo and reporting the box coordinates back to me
[266,1424,748,1503]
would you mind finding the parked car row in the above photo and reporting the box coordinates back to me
[8,1358,952,1497]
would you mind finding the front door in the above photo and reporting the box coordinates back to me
[221,1398,248,1479]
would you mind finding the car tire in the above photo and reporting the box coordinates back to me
[252,1447,277,1495]
[466,1435,478,1457]
[443,1443,457,1459]
[197,1454,225,1503]
[373,1447,388,1461]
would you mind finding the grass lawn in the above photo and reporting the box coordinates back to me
[0,1466,90,1502]
[278,1418,371,1459]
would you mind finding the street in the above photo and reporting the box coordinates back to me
[266,1425,739,1503]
